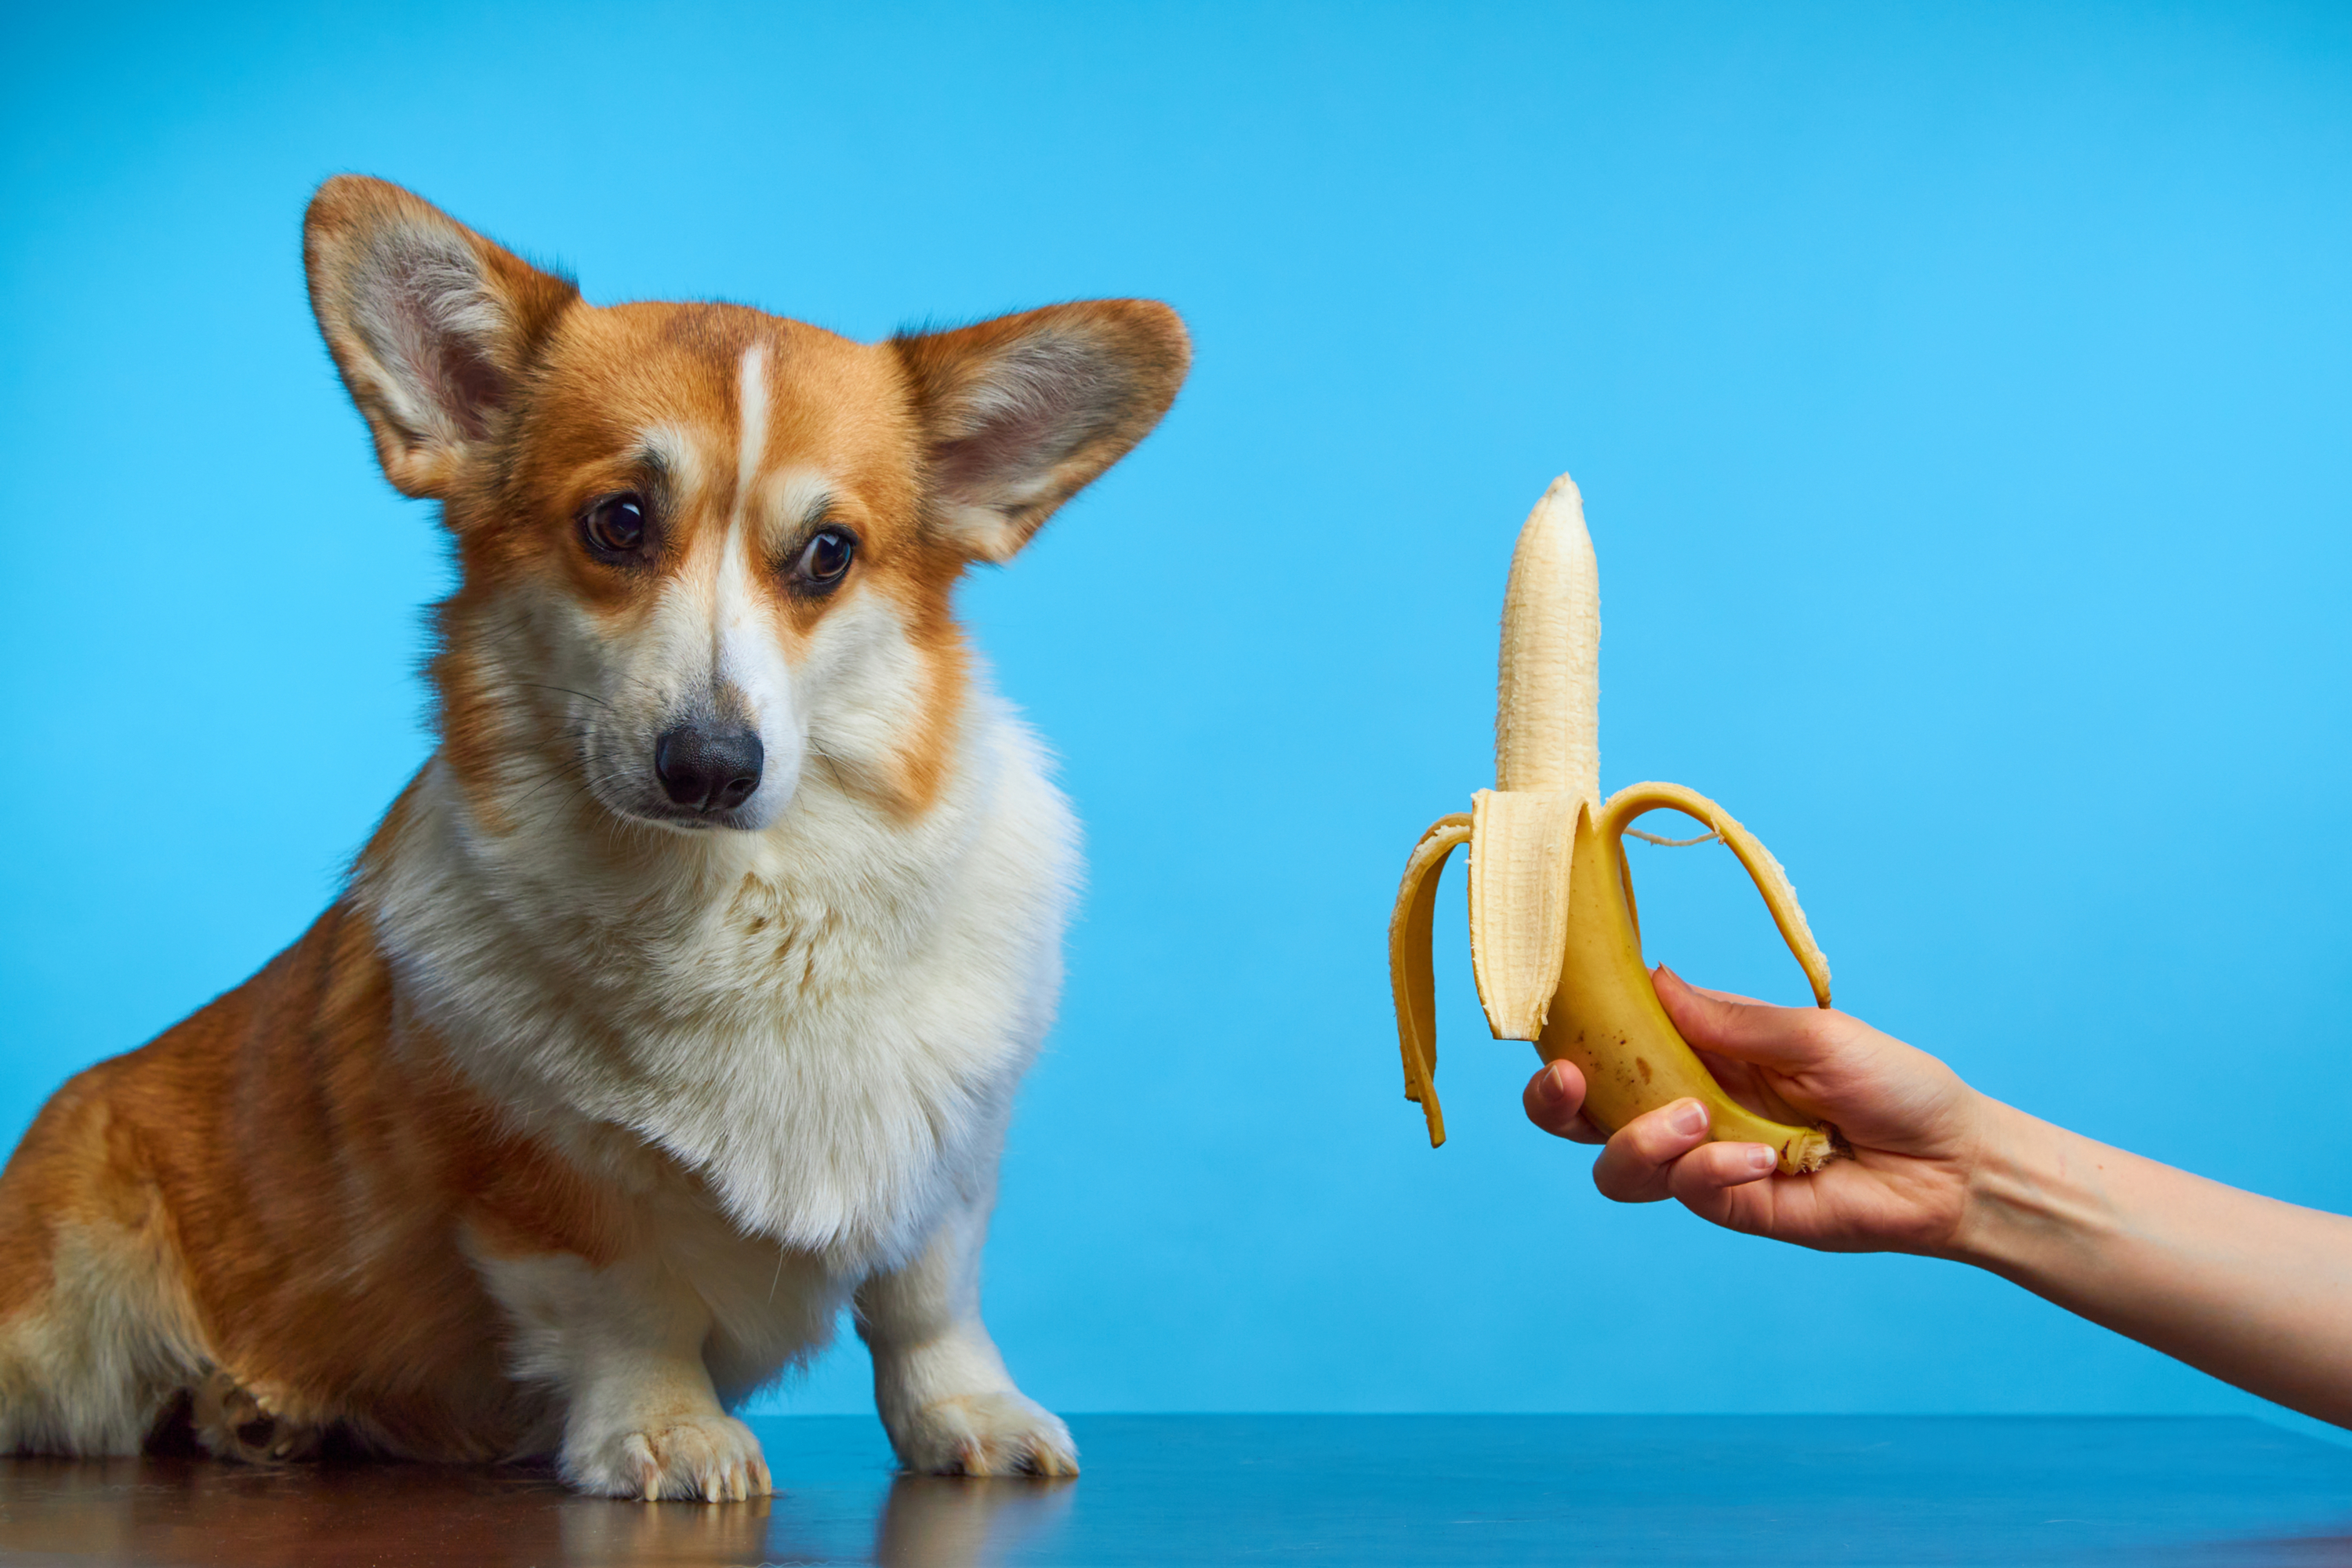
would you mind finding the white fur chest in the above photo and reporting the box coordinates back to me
[360,697,1077,1277]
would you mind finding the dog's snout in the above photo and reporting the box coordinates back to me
[654,724,764,815]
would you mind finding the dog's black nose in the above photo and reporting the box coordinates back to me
[654,724,764,813]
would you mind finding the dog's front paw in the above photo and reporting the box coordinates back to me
[891,1392,1078,1477]
[563,1410,773,1501]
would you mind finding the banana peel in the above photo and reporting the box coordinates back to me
[1386,474,1838,1174]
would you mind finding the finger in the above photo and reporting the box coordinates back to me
[1522,1061,1606,1144]
[1664,1140,1779,1207]
[1592,1098,1711,1203]
[1653,966,1840,1073]
[1682,978,1773,1008]
[1691,1045,1766,1098]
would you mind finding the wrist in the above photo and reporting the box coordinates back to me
[1941,1095,2114,1277]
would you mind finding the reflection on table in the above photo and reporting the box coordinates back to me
[2,1414,2347,1566]
[0,1446,1067,1567]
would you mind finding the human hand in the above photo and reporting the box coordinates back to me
[1521,967,1992,1255]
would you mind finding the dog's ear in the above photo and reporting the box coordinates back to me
[303,176,579,499]
[891,301,1190,563]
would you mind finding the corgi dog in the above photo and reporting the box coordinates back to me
[0,176,1187,1500]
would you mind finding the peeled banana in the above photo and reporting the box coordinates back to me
[1385,474,1839,1174]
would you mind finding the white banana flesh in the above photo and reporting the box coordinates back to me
[1385,474,1838,1174]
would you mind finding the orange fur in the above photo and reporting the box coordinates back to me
[2,904,543,1457]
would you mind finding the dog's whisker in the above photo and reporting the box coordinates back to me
[518,682,619,713]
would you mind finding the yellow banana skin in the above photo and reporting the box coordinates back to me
[1536,786,1835,1174]
[1389,815,1472,1147]
[1385,474,1838,1173]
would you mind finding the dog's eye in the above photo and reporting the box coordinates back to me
[583,494,648,558]
[792,528,856,589]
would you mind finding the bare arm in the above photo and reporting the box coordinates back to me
[1524,967,2352,1427]
[1957,1102,2352,1423]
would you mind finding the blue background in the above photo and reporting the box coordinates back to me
[4,2,2349,1433]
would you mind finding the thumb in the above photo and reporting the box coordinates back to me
[1652,965,1838,1073]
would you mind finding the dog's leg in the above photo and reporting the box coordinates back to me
[856,1189,1076,1477]
[0,1083,207,1457]
[474,1247,771,1501]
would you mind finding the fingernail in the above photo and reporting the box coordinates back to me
[1669,1100,1708,1137]
[1534,1065,1565,1103]
[1744,1145,1777,1175]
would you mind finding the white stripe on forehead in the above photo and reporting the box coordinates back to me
[735,341,769,516]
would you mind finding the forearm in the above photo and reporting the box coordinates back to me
[1951,1097,2352,1426]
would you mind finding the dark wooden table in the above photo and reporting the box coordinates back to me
[2,1414,2347,1566]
